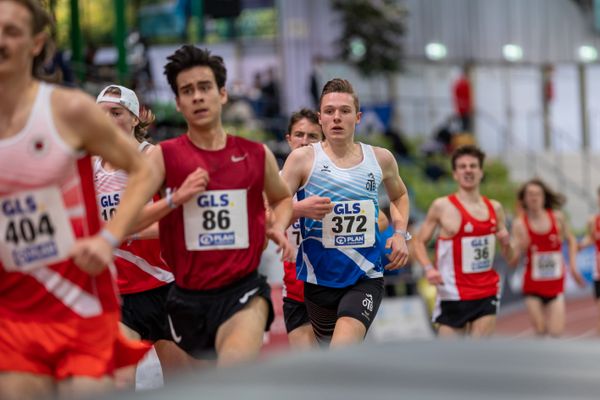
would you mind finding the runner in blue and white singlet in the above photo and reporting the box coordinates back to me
[297,142,384,287]
[281,78,410,346]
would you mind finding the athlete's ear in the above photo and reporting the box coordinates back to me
[219,86,228,105]
[31,31,47,58]
[355,111,362,124]
[175,96,181,113]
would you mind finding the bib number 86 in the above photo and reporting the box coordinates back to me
[202,209,231,230]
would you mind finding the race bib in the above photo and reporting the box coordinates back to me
[322,200,375,248]
[183,189,248,250]
[97,191,121,222]
[0,187,75,272]
[461,234,495,273]
[532,251,563,280]
[287,219,301,249]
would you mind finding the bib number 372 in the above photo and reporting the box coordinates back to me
[322,200,375,248]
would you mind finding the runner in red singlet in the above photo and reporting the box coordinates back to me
[0,1,159,398]
[94,85,188,387]
[281,108,329,349]
[578,186,600,335]
[509,179,585,337]
[414,145,513,337]
[134,45,293,367]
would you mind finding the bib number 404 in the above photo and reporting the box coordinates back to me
[5,214,54,245]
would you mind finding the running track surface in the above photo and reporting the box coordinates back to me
[495,295,598,339]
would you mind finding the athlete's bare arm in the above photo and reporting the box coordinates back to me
[491,200,514,262]
[507,217,528,267]
[375,147,409,270]
[555,210,585,287]
[52,88,159,274]
[264,145,294,261]
[129,146,209,233]
[281,146,333,221]
[578,216,595,250]
[414,197,444,285]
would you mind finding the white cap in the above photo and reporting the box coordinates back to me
[96,85,140,118]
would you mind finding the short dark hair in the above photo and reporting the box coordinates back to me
[163,45,227,95]
[319,78,359,112]
[13,0,54,78]
[451,145,486,170]
[518,178,565,210]
[286,108,320,136]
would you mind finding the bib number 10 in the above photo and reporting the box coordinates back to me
[5,214,54,245]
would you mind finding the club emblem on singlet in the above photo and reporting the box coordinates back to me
[366,172,376,192]
[28,136,49,157]
[320,164,331,173]
[464,222,474,233]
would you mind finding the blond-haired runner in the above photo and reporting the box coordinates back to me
[0,1,159,399]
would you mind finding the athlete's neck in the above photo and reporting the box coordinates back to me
[0,76,37,138]
[322,139,360,161]
[187,125,227,150]
[456,187,482,204]
[527,207,546,219]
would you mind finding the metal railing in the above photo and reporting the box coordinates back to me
[477,108,596,211]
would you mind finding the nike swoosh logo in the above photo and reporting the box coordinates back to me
[239,287,259,304]
[167,314,182,343]
[231,154,247,162]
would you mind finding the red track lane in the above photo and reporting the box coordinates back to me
[495,295,599,339]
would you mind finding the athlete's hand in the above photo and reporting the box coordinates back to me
[425,267,444,286]
[267,228,294,262]
[384,235,409,270]
[572,269,587,288]
[296,196,333,220]
[172,167,209,206]
[69,235,114,275]
[496,229,510,248]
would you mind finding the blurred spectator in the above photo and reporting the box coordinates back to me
[84,43,99,82]
[384,126,410,160]
[261,67,281,119]
[43,49,75,86]
[452,63,473,133]
[309,55,323,108]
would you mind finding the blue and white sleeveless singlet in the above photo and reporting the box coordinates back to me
[296,142,384,288]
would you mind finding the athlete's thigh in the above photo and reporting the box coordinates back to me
[437,324,466,337]
[215,296,269,365]
[0,373,54,400]
[287,324,317,350]
[0,372,56,400]
[524,296,546,333]
[331,316,367,347]
[469,314,496,337]
[58,376,113,399]
[545,295,565,337]
[119,322,142,341]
